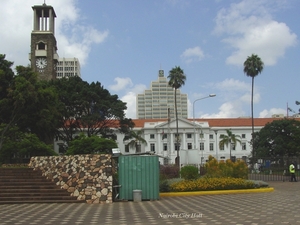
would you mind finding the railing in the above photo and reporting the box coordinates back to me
[247,156,300,181]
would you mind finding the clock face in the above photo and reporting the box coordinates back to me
[36,58,47,69]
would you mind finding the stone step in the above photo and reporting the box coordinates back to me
[0,167,85,204]
[0,192,72,197]
[0,181,58,186]
[0,176,52,182]
[0,196,78,201]
[0,185,62,189]
[0,188,67,193]
[0,199,85,204]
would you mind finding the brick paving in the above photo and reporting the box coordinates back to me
[0,181,299,225]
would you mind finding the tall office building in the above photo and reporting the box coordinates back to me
[136,70,188,119]
[56,57,81,78]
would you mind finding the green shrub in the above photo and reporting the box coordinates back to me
[159,178,184,192]
[180,165,199,180]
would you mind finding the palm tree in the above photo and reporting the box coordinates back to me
[243,54,264,158]
[168,66,186,167]
[219,129,241,160]
[123,130,147,153]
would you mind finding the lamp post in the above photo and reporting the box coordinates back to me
[230,142,234,161]
[193,94,216,149]
[214,130,218,161]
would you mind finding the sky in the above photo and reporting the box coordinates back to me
[1,0,299,119]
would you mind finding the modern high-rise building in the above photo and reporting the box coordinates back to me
[136,70,188,119]
[56,57,81,78]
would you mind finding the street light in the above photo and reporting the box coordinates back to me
[193,94,216,149]
[214,130,218,161]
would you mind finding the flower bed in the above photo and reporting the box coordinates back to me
[169,177,255,192]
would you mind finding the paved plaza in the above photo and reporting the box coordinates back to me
[0,181,299,225]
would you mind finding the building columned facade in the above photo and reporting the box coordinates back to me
[136,70,188,119]
[54,117,291,166]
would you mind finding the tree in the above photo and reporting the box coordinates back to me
[168,66,186,167]
[253,119,300,158]
[50,77,134,145]
[0,54,15,152]
[14,66,61,144]
[243,54,264,157]
[0,125,57,164]
[66,133,118,155]
[123,130,147,153]
[219,129,241,160]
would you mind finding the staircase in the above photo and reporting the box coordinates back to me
[0,168,85,204]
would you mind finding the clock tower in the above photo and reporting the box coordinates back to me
[30,3,59,80]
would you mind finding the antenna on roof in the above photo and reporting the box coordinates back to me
[43,0,46,5]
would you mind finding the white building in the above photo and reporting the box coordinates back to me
[117,118,261,166]
[56,57,81,78]
[136,70,188,119]
[55,117,296,166]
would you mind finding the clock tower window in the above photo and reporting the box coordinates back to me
[38,42,46,50]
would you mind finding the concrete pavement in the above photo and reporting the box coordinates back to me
[0,181,299,225]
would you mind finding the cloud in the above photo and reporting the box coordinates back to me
[181,46,205,63]
[109,77,133,92]
[198,78,261,118]
[259,108,286,118]
[214,78,249,92]
[118,84,147,119]
[0,0,108,68]
[214,0,297,66]
[121,92,137,119]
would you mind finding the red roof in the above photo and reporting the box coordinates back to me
[132,117,300,128]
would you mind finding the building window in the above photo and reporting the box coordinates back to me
[150,143,155,152]
[220,143,224,151]
[242,134,246,139]
[209,143,214,151]
[198,132,203,139]
[174,143,180,151]
[37,42,46,50]
[187,143,192,149]
[163,143,167,151]
[209,134,213,139]
[136,144,141,153]
[242,142,246,150]
[231,143,236,151]
[125,145,129,153]
[200,142,204,151]
[150,134,155,139]
[187,133,192,139]
[162,133,167,140]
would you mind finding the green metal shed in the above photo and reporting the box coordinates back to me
[118,155,160,201]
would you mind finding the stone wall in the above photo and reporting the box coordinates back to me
[29,154,113,204]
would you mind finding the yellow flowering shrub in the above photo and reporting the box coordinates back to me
[205,155,248,179]
[169,177,255,192]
